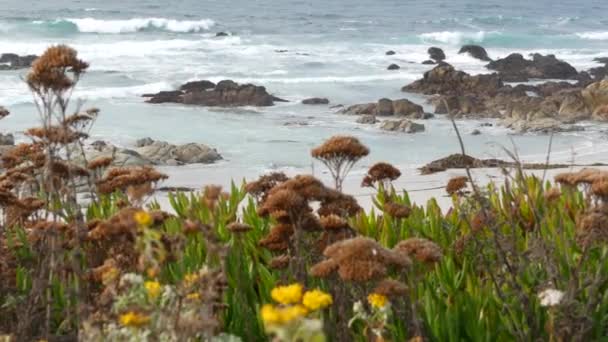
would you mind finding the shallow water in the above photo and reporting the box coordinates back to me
[1,0,608,177]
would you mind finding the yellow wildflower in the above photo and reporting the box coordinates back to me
[119,311,150,327]
[302,289,333,311]
[271,283,303,305]
[183,273,200,287]
[134,211,152,226]
[186,292,201,301]
[261,304,308,326]
[368,293,388,309]
[101,267,120,285]
[144,281,161,300]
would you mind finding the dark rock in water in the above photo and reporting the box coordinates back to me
[302,97,329,105]
[479,122,493,127]
[145,91,184,104]
[487,53,578,80]
[419,154,508,175]
[330,104,344,109]
[385,50,396,55]
[471,129,481,135]
[146,80,284,107]
[180,80,216,92]
[387,63,400,70]
[135,137,155,147]
[215,32,229,37]
[341,98,424,118]
[275,49,289,53]
[458,45,491,61]
[402,63,503,96]
[283,121,309,126]
[0,106,9,119]
[0,53,38,70]
[380,119,425,133]
[593,57,608,65]
[356,115,377,124]
[0,133,14,145]
[422,60,436,65]
[158,186,195,192]
[428,47,446,62]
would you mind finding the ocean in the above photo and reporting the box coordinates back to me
[1,0,608,181]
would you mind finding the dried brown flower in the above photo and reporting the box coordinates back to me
[311,136,369,190]
[1,143,45,169]
[96,166,167,194]
[269,255,290,270]
[227,222,253,233]
[373,278,409,298]
[50,160,90,178]
[259,224,294,252]
[446,176,468,195]
[245,172,289,201]
[27,45,89,93]
[394,238,443,264]
[318,191,361,218]
[383,202,411,219]
[591,179,608,200]
[576,206,608,247]
[309,259,338,278]
[311,237,411,282]
[363,162,401,188]
[544,187,562,202]
[87,156,114,170]
[319,214,350,230]
[26,126,88,145]
[258,189,306,217]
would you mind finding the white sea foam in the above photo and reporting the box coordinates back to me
[52,17,216,33]
[576,32,608,40]
[418,31,499,45]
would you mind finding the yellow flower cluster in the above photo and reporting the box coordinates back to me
[367,293,388,309]
[262,284,333,327]
[271,283,303,304]
[119,311,150,327]
[302,289,333,311]
[183,272,200,287]
[261,304,308,325]
[134,211,152,226]
[144,281,161,300]
[186,292,201,301]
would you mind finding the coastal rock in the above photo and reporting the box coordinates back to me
[146,80,284,107]
[387,63,400,70]
[554,90,590,122]
[356,115,378,124]
[215,32,229,37]
[471,129,481,135]
[339,103,376,115]
[0,106,9,119]
[0,133,15,146]
[137,141,221,165]
[503,117,584,133]
[302,97,329,105]
[392,99,424,117]
[0,53,38,70]
[385,50,396,56]
[422,60,436,65]
[380,119,425,133]
[135,137,155,147]
[180,80,216,92]
[376,98,394,116]
[428,47,446,62]
[458,45,491,61]
[431,95,494,117]
[402,63,503,96]
[487,53,578,80]
[582,79,608,118]
[419,154,504,174]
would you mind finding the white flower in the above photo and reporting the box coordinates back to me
[538,288,565,307]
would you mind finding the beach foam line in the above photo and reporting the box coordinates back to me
[575,31,608,40]
[33,17,216,34]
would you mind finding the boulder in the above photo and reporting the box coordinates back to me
[135,137,155,147]
[376,98,394,116]
[458,45,491,61]
[431,95,492,117]
[554,90,590,122]
[422,60,436,65]
[136,141,221,165]
[582,79,608,116]
[0,133,15,146]
[385,50,396,56]
[215,32,229,37]
[339,103,376,115]
[392,99,424,117]
[471,129,481,135]
[302,97,329,105]
[402,63,503,96]
[487,53,578,80]
[0,53,38,70]
[380,119,425,133]
[356,115,378,124]
[0,106,9,119]
[387,63,400,70]
[503,117,584,133]
[592,105,608,121]
[428,47,446,62]
[180,80,216,92]
[146,80,284,107]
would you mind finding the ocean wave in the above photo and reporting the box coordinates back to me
[418,31,501,45]
[33,17,216,34]
[576,32,608,40]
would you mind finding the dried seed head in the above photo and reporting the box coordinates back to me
[227,222,253,233]
[311,136,369,162]
[87,156,114,170]
[259,224,294,252]
[245,172,289,201]
[27,45,89,93]
[383,202,411,219]
[394,238,443,264]
[544,187,562,202]
[309,259,338,278]
[96,166,167,194]
[269,255,290,270]
[364,162,401,186]
[446,176,469,195]
[26,126,88,145]
[373,278,409,298]
[320,214,350,230]
[318,191,361,218]
[259,189,307,216]
[576,206,608,247]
